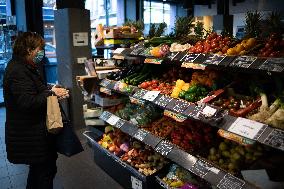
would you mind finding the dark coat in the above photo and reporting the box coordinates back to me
[3,56,56,164]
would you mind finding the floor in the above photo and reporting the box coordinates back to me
[0,107,123,189]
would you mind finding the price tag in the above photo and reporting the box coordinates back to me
[115,119,126,129]
[143,91,160,101]
[167,99,190,114]
[181,62,207,70]
[217,173,245,189]
[180,53,199,63]
[100,79,111,87]
[258,58,284,72]
[229,56,257,68]
[133,129,149,141]
[107,115,120,125]
[133,89,148,99]
[228,117,266,140]
[154,95,173,108]
[263,129,284,151]
[167,52,179,61]
[99,111,112,121]
[203,54,226,65]
[190,159,213,178]
[131,176,142,189]
[164,110,187,122]
[155,141,173,156]
[113,48,125,54]
[202,106,217,117]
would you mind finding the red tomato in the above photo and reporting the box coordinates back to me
[140,82,148,89]
[151,80,159,85]
[151,84,158,88]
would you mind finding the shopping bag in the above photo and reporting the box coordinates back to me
[56,103,84,157]
[46,95,63,134]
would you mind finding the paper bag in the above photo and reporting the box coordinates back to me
[46,95,63,134]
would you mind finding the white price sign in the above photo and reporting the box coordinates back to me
[113,48,125,54]
[142,91,160,101]
[107,115,120,126]
[202,106,217,117]
[228,117,265,139]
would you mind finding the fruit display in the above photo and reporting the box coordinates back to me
[189,32,234,54]
[170,43,192,52]
[258,33,284,57]
[115,103,162,126]
[143,117,175,138]
[162,164,211,189]
[171,70,219,101]
[210,94,261,117]
[226,37,257,56]
[138,80,174,95]
[120,141,168,176]
[207,140,263,174]
[98,126,131,156]
[150,44,170,58]
[170,120,214,153]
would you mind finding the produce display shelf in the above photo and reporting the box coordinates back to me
[99,78,284,152]
[113,48,284,74]
[99,111,258,189]
[83,131,161,189]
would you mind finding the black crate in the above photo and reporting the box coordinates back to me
[87,134,163,189]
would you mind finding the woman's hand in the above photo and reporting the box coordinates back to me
[51,86,69,99]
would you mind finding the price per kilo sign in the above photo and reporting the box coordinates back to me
[100,79,111,87]
[155,141,173,156]
[133,129,149,141]
[106,115,120,125]
[99,111,112,121]
[142,91,160,101]
[228,117,266,140]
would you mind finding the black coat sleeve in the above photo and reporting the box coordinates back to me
[9,70,52,111]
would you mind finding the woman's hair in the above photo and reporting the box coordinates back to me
[13,32,45,57]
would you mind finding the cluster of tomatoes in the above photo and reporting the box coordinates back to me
[189,32,232,54]
[138,80,173,95]
[258,33,284,57]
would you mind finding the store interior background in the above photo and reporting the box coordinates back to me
[0,0,283,188]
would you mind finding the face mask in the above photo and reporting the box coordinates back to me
[33,50,45,64]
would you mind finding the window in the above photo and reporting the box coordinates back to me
[42,0,58,83]
[143,1,172,35]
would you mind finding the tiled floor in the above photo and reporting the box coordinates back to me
[0,107,123,189]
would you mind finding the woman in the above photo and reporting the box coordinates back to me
[3,32,68,189]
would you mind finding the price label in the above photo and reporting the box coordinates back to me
[203,54,226,65]
[113,48,125,54]
[107,115,120,125]
[133,89,148,99]
[180,53,199,63]
[143,91,160,101]
[263,129,284,151]
[115,119,125,129]
[100,79,111,87]
[190,159,213,178]
[99,111,112,121]
[167,52,179,61]
[230,56,257,68]
[202,106,217,117]
[164,110,187,122]
[133,129,149,141]
[131,176,142,189]
[154,95,173,108]
[155,141,173,156]
[228,117,266,140]
[217,173,245,189]
[168,99,190,114]
[258,58,284,72]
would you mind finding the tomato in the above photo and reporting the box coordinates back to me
[140,82,148,89]
[151,80,159,85]
[196,41,202,46]
[216,35,222,41]
[222,46,229,54]
[146,81,152,86]
[211,42,218,49]
[151,84,158,88]
[223,36,230,42]
[265,43,271,49]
